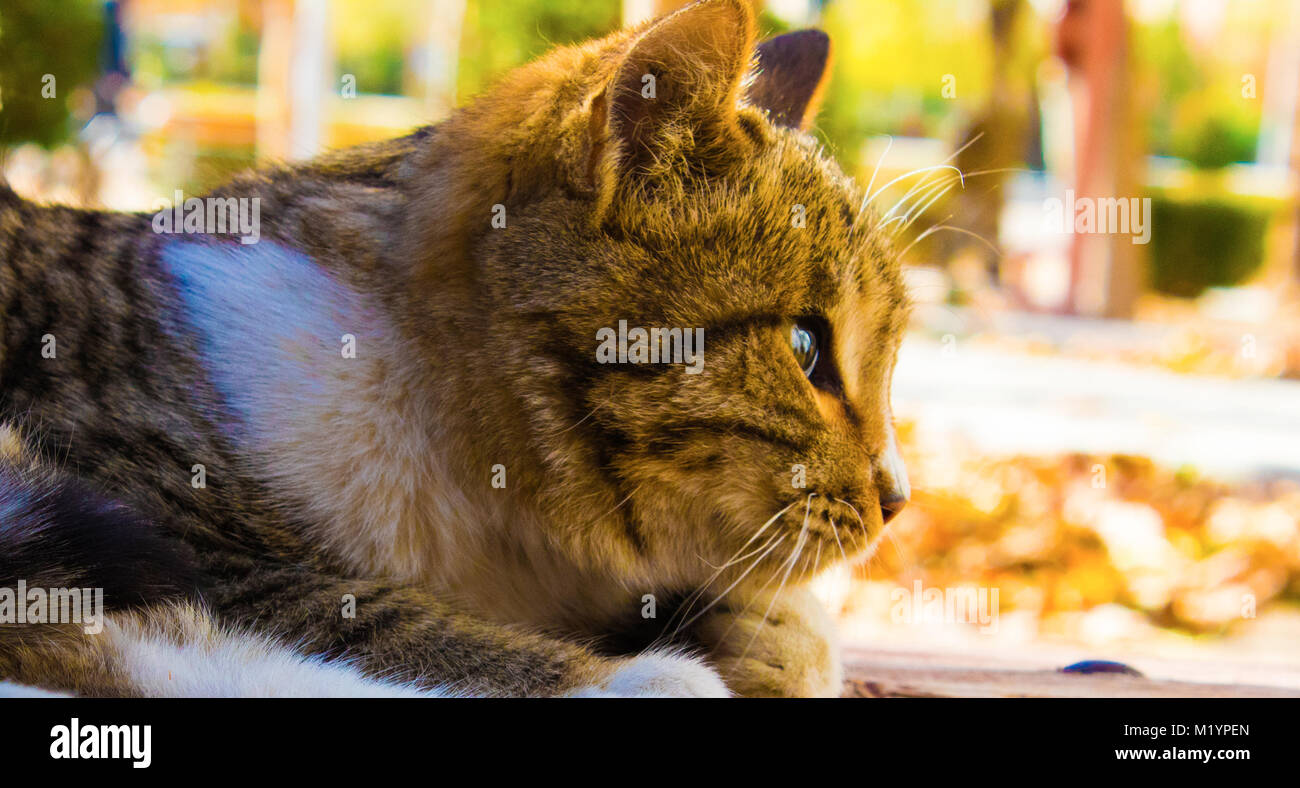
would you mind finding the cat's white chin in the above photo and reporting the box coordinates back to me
[566,651,730,698]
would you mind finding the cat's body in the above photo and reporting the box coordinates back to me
[0,0,907,697]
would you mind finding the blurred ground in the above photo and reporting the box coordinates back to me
[895,330,1300,477]
[823,319,1300,686]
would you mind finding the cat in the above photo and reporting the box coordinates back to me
[0,0,909,698]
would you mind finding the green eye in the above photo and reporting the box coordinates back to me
[790,322,819,378]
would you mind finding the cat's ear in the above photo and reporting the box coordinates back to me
[745,29,832,131]
[591,0,756,180]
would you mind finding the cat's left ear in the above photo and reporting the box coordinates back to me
[588,0,756,185]
[745,29,832,131]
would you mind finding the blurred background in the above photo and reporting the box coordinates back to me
[2,0,1299,686]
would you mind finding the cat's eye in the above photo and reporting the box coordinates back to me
[790,322,819,378]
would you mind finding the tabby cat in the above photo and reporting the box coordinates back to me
[0,0,908,698]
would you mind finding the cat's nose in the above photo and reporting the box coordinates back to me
[878,430,910,526]
[880,489,908,525]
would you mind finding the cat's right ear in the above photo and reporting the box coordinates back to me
[584,0,756,196]
[746,29,832,131]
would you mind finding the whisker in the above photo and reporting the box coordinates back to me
[900,169,1030,236]
[854,134,896,235]
[698,500,798,572]
[588,484,640,526]
[899,181,961,230]
[943,131,986,164]
[880,180,959,234]
[890,166,1027,230]
[885,528,911,570]
[900,224,1001,259]
[661,500,798,639]
[556,400,604,434]
[864,135,893,204]
[670,532,786,636]
[865,132,978,226]
[740,494,815,660]
[697,525,781,573]
[882,171,957,219]
[856,134,984,228]
[830,517,849,565]
[709,535,794,647]
[867,165,964,211]
[882,166,1028,239]
[834,497,866,531]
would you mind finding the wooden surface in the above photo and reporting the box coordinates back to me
[839,647,1300,698]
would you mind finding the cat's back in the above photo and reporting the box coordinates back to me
[0,185,160,394]
[0,130,446,567]
[0,126,431,392]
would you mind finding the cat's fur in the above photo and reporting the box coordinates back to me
[0,0,908,697]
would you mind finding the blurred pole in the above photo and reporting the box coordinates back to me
[256,0,333,162]
[1274,0,1300,287]
[624,0,657,27]
[79,0,133,205]
[1056,0,1145,318]
[946,0,1034,288]
[256,0,292,160]
[96,1,130,116]
[421,0,467,118]
[1257,0,1299,172]
[1249,0,1300,289]
[288,0,329,159]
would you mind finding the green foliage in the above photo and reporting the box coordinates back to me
[131,25,261,88]
[755,10,791,38]
[1134,17,1261,168]
[1146,189,1272,298]
[335,47,405,97]
[1134,18,1199,122]
[201,26,261,86]
[814,0,1045,174]
[1169,111,1259,171]
[0,0,103,148]
[457,0,620,100]
[332,0,413,95]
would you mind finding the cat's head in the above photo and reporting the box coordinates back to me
[419,0,909,593]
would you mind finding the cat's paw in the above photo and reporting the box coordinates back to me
[694,586,843,698]
[567,651,730,698]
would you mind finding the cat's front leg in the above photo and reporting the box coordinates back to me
[692,586,843,698]
[198,559,730,698]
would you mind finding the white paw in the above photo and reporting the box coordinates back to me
[568,651,730,698]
